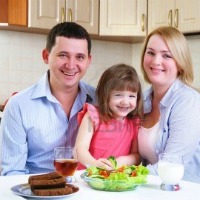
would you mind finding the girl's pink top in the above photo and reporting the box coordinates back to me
[77,103,140,170]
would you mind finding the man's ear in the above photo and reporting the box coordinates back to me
[87,54,92,68]
[42,49,49,64]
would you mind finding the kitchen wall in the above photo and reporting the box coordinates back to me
[0,30,133,105]
[0,30,200,105]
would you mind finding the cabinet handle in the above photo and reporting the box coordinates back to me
[68,8,72,22]
[168,10,173,26]
[141,14,146,32]
[174,9,179,28]
[61,7,65,23]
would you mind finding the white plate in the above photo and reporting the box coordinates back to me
[11,183,79,199]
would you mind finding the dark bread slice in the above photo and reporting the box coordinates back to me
[30,177,66,189]
[32,185,73,196]
[28,172,62,184]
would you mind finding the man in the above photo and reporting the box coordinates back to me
[0,22,95,175]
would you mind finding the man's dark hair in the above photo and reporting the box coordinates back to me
[46,22,91,54]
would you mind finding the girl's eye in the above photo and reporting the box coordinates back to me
[114,94,122,97]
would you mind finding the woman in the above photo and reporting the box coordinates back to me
[138,26,200,183]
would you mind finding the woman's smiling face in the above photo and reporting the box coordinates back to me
[143,34,179,88]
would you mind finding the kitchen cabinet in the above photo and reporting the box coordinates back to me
[99,0,147,36]
[28,0,65,29]
[8,0,27,26]
[0,0,27,26]
[28,0,99,35]
[28,0,147,37]
[66,0,99,35]
[0,0,8,24]
[148,0,200,33]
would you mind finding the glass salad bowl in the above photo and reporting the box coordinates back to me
[80,165,149,192]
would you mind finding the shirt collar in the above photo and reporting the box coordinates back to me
[78,81,95,104]
[143,79,184,111]
[160,79,184,107]
[30,70,95,104]
[30,70,56,102]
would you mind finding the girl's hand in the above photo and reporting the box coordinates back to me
[95,158,114,170]
[115,156,125,167]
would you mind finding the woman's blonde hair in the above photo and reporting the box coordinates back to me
[140,26,194,86]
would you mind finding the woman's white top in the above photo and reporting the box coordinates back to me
[138,122,160,164]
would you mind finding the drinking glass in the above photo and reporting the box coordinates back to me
[54,147,78,183]
[158,153,184,191]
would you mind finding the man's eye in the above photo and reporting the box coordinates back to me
[77,55,85,61]
[59,54,67,58]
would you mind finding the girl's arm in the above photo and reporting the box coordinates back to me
[75,112,113,169]
[116,138,141,167]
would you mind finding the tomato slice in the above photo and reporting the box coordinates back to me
[117,166,125,172]
[131,171,137,177]
[99,170,109,178]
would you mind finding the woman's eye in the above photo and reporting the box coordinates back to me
[163,54,172,59]
[146,51,155,56]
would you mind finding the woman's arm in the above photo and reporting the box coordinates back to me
[146,91,200,175]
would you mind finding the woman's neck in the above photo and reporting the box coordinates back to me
[152,84,170,105]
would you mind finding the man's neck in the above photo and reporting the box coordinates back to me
[52,85,79,117]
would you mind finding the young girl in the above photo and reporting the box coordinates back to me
[75,64,143,170]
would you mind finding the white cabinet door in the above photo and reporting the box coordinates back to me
[148,0,174,33]
[176,0,200,33]
[99,0,147,36]
[148,0,200,33]
[66,0,99,35]
[28,0,65,29]
[29,0,98,34]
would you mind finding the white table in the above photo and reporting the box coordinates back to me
[0,171,200,200]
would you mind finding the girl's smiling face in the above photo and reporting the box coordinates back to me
[143,34,179,88]
[108,90,137,120]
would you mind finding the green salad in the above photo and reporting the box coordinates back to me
[81,156,149,191]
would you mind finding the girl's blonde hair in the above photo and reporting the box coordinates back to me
[96,63,143,122]
[140,26,194,86]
